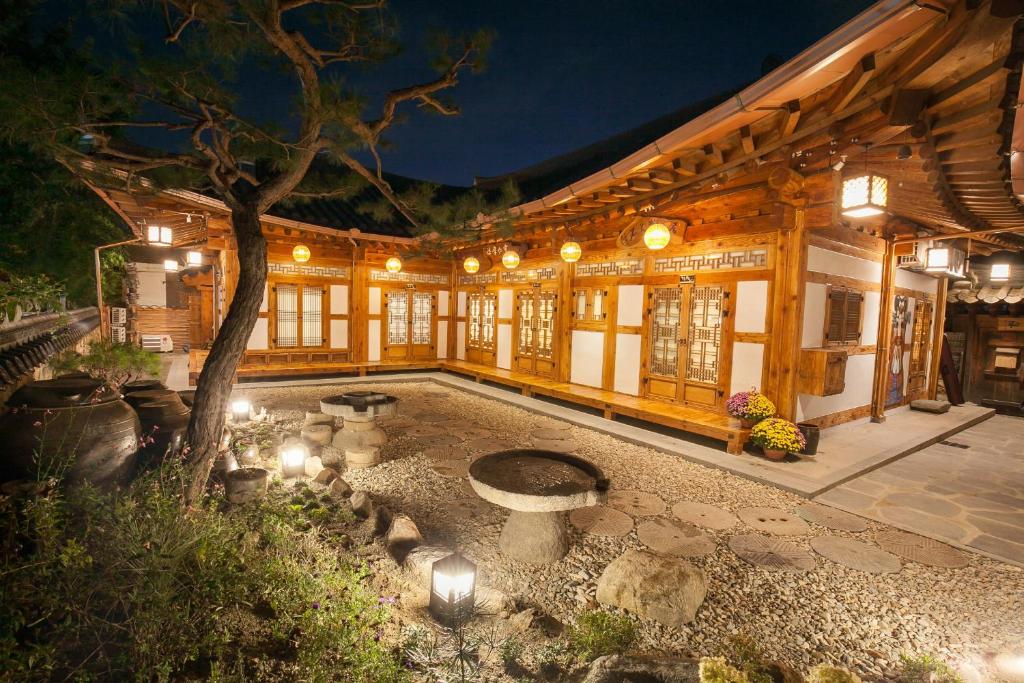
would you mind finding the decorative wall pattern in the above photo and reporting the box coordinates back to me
[501,266,557,283]
[653,248,768,273]
[459,273,497,286]
[268,261,350,279]
[370,270,449,285]
[576,259,643,277]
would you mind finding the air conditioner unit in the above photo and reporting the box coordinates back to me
[110,307,128,326]
[111,326,127,343]
[141,334,173,352]
[897,240,928,271]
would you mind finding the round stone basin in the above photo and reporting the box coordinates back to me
[469,449,608,513]
[320,391,399,420]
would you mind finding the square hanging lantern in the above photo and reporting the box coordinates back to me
[187,250,203,266]
[991,262,1011,282]
[163,259,179,272]
[841,173,888,218]
[147,225,173,245]
[279,442,308,478]
[231,399,251,423]
[925,245,966,278]
[429,551,476,625]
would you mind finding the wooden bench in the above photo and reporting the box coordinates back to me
[439,360,749,454]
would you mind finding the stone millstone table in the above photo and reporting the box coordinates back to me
[320,391,398,469]
[469,449,608,564]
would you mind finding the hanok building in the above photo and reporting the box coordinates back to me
[86,0,1024,453]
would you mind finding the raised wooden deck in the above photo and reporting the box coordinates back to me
[440,360,749,454]
[188,349,440,382]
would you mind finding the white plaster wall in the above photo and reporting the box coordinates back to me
[259,284,268,313]
[368,287,381,315]
[456,291,467,317]
[330,319,348,349]
[807,245,882,281]
[436,321,448,359]
[796,353,875,421]
[456,322,466,360]
[135,263,167,307]
[617,285,644,327]
[498,289,513,319]
[570,330,604,388]
[437,290,449,317]
[247,318,269,350]
[613,333,641,395]
[861,291,881,345]
[734,280,768,333]
[802,282,827,347]
[730,342,764,395]
[367,320,381,362]
[896,268,939,293]
[497,323,512,369]
[329,285,348,315]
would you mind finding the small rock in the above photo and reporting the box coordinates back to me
[304,455,324,478]
[301,424,333,446]
[313,467,338,485]
[350,491,373,518]
[507,608,536,634]
[385,514,424,561]
[579,655,700,683]
[320,445,345,468]
[329,477,352,498]
[595,549,706,628]
[403,545,453,587]
[476,585,514,616]
[304,411,334,426]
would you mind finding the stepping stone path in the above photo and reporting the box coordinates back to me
[533,428,571,441]
[874,529,970,568]
[402,424,447,437]
[810,535,902,573]
[456,426,494,440]
[532,438,578,453]
[795,502,869,532]
[608,490,667,517]
[728,534,816,572]
[421,445,469,461]
[464,437,515,454]
[672,501,738,530]
[412,412,448,423]
[532,417,571,431]
[438,419,474,431]
[737,507,811,535]
[449,497,492,518]
[637,518,716,557]
[380,416,416,429]
[569,506,634,537]
[416,433,462,447]
[431,460,470,478]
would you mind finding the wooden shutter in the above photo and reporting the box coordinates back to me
[826,288,846,344]
[843,291,863,343]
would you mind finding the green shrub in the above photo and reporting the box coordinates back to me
[0,463,407,681]
[700,656,750,682]
[807,664,862,682]
[896,653,963,682]
[719,634,774,683]
[51,339,161,387]
[567,609,637,661]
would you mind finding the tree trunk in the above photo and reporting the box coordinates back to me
[183,200,267,505]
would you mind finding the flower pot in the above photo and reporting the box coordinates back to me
[762,448,788,461]
[797,422,820,455]
[225,467,269,504]
[740,417,758,429]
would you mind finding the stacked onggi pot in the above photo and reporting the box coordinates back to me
[122,384,190,466]
[0,377,141,489]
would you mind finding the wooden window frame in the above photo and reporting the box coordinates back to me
[823,285,864,347]
[466,291,496,352]
[269,278,327,350]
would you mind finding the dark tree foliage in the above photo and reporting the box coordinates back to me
[0,0,514,503]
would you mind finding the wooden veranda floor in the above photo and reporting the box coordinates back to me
[439,359,749,453]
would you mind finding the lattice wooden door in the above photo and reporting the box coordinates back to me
[384,287,436,360]
[514,288,558,377]
[907,300,933,396]
[466,291,497,365]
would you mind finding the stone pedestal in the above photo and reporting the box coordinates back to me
[499,510,569,564]
[320,392,398,471]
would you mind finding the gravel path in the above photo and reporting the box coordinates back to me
[243,381,1024,679]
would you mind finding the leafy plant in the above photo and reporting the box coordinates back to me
[567,609,637,662]
[51,339,161,387]
[717,634,774,683]
[807,664,862,682]
[700,656,750,682]
[750,417,807,453]
[896,653,963,682]
[0,273,64,322]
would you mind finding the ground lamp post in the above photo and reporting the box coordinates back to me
[279,442,308,478]
[428,552,476,626]
[231,399,251,423]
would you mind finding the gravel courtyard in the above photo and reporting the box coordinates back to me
[244,380,1024,680]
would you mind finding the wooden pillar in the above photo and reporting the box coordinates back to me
[927,276,948,400]
[556,262,574,383]
[871,238,898,422]
[448,261,458,360]
[350,249,367,363]
[765,201,808,421]
[601,283,620,391]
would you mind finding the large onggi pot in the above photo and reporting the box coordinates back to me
[0,377,141,489]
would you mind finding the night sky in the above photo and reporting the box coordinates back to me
[346,0,875,186]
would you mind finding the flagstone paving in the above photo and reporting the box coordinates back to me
[815,414,1024,566]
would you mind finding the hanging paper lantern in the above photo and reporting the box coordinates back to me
[840,173,888,218]
[560,241,582,263]
[292,244,311,263]
[463,256,480,274]
[643,222,672,250]
[385,256,402,273]
[501,250,520,269]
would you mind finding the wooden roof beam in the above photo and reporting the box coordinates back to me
[781,99,801,137]
[671,158,698,176]
[739,125,756,155]
[828,53,876,114]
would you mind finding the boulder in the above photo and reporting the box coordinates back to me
[385,514,424,561]
[595,549,706,627]
[313,467,338,485]
[301,424,333,446]
[350,491,373,518]
[578,655,700,683]
[507,608,536,634]
[403,545,454,587]
[304,412,334,426]
[329,477,352,498]
[304,455,324,478]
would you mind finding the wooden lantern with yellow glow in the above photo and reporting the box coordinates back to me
[501,250,520,269]
[292,244,311,263]
[385,256,402,274]
[643,222,672,250]
[560,241,582,263]
[463,256,480,273]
